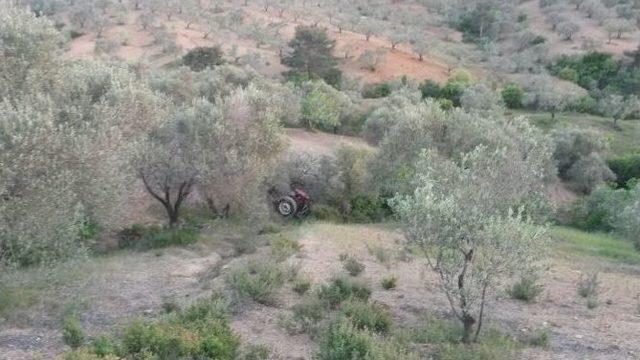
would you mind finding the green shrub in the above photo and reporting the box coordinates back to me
[572,95,598,114]
[62,316,85,349]
[90,336,116,357]
[118,225,199,250]
[120,294,238,359]
[226,259,286,305]
[342,256,365,276]
[507,274,544,303]
[270,234,302,261]
[587,297,599,309]
[347,195,390,223]
[558,67,579,82]
[501,84,524,109]
[182,46,225,71]
[420,79,442,99]
[292,277,312,295]
[608,153,640,188]
[341,299,392,334]
[380,275,397,290]
[317,319,415,360]
[284,297,327,334]
[363,83,392,99]
[313,204,343,222]
[317,277,371,308]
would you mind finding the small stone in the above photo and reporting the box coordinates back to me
[575,334,583,339]
[606,299,613,305]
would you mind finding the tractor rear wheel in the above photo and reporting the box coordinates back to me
[275,196,297,217]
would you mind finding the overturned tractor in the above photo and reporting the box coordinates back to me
[273,188,311,218]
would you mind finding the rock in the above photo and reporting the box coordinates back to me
[575,334,583,339]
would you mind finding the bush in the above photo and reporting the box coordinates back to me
[118,225,199,250]
[501,84,524,109]
[507,274,544,303]
[587,297,599,309]
[341,299,392,333]
[347,195,391,223]
[182,46,225,71]
[380,275,397,290]
[572,95,598,114]
[342,256,365,276]
[552,128,614,193]
[313,204,343,222]
[420,80,442,99]
[608,153,640,188]
[226,259,286,305]
[577,273,599,298]
[292,276,312,295]
[317,277,371,308]
[119,293,239,359]
[284,297,326,334]
[62,316,85,349]
[90,336,116,357]
[362,82,392,99]
[317,319,414,360]
[270,234,302,261]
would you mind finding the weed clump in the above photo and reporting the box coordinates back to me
[380,275,397,290]
[342,256,365,276]
[317,319,416,360]
[341,299,392,334]
[292,276,312,295]
[508,274,543,303]
[62,316,85,349]
[60,293,238,359]
[270,234,302,261]
[316,276,371,308]
[226,259,286,305]
[577,273,600,298]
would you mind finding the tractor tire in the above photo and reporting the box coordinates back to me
[275,196,297,217]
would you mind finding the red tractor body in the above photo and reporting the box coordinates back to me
[274,188,311,218]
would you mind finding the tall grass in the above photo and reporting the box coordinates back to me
[552,226,640,265]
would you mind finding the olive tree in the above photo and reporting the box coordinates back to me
[598,94,640,129]
[194,85,287,218]
[133,108,199,228]
[460,83,503,113]
[0,7,62,102]
[392,145,549,343]
[299,80,352,131]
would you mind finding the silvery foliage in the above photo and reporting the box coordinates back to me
[391,145,549,340]
[368,96,555,197]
